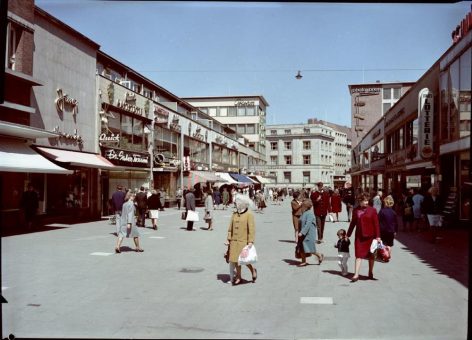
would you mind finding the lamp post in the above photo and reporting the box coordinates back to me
[144,123,154,189]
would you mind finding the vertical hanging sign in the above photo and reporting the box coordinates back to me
[418,88,434,159]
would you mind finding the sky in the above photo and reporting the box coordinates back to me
[36,1,472,127]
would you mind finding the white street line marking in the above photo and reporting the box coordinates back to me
[300,297,333,304]
[90,252,113,256]
[149,236,166,239]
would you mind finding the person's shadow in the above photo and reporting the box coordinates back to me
[282,259,301,266]
[278,240,296,244]
[217,274,231,284]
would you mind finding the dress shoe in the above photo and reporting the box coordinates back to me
[135,248,144,252]
[252,268,258,283]
[350,276,359,283]
[115,248,121,254]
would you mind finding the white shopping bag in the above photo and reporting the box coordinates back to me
[238,245,258,265]
[370,239,379,253]
[327,213,334,222]
[185,210,199,222]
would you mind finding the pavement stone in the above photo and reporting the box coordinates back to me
[1,199,469,339]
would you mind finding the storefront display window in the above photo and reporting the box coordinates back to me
[47,170,90,211]
[459,47,471,138]
[212,144,222,163]
[440,72,449,142]
[154,126,179,158]
[101,110,148,152]
[222,147,229,164]
[230,149,237,166]
[449,59,460,140]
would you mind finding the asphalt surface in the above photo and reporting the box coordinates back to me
[1,199,469,339]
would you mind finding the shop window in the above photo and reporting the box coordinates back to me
[222,147,229,164]
[459,47,471,138]
[121,115,133,149]
[47,170,90,211]
[212,144,222,163]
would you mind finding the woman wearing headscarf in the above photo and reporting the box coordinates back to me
[226,195,257,285]
[115,191,144,253]
[291,191,304,242]
[297,199,324,266]
[347,193,381,282]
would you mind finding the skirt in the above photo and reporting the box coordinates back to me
[149,210,159,219]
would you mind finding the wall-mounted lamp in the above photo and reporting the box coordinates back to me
[295,70,303,80]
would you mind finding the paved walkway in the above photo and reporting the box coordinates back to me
[1,199,469,339]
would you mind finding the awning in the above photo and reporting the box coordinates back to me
[36,146,115,169]
[253,175,272,184]
[184,171,226,187]
[229,173,256,184]
[0,139,72,174]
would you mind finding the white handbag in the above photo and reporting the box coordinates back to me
[238,245,258,265]
[185,210,199,222]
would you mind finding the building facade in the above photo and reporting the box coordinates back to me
[263,123,337,188]
[349,81,415,148]
[350,9,471,223]
[181,95,268,166]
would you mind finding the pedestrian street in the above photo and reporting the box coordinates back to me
[1,198,468,339]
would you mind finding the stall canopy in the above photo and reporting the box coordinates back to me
[229,173,257,184]
[214,172,238,187]
[254,175,272,184]
[184,171,226,188]
[0,140,72,174]
[36,146,115,169]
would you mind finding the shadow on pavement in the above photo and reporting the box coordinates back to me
[217,274,231,284]
[282,259,303,266]
[1,225,67,237]
[395,228,469,287]
[278,239,296,244]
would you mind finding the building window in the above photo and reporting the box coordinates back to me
[459,47,471,138]
[383,88,392,100]
[270,130,277,135]
[270,142,277,150]
[228,107,237,116]
[284,155,292,165]
[237,125,245,134]
[6,22,20,70]
[270,156,277,165]
[393,88,401,99]
[303,141,311,150]
[246,106,255,116]
[208,107,217,117]
[303,171,310,185]
[303,155,311,165]
[304,128,310,134]
[283,171,291,183]
[246,124,255,134]
[237,107,246,116]
[284,129,291,135]
[383,103,391,115]
[219,107,228,117]
[284,141,291,150]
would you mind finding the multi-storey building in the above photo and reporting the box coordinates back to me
[307,118,351,188]
[349,81,415,148]
[351,8,471,224]
[181,95,268,171]
[263,123,336,188]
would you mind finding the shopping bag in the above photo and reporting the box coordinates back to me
[370,239,379,253]
[238,245,258,265]
[327,213,334,222]
[185,210,199,222]
[181,211,187,220]
[375,241,391,263]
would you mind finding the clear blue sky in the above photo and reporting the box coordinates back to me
[36,1,471,127]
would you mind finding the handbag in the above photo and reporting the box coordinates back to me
[224,244,230,263]
[186,210,199,222]
[204,211,212,221]
[238,245,258,265]
[181,211,187,220]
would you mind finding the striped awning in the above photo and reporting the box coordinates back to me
[184,171,226,187]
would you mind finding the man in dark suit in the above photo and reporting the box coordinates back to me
[310,181,331,243]
[185,188,196,231]
[135,186,148,227]
[111,185,126,234]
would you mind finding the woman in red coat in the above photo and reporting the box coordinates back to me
[347,193,381,282]
[330,189,342,222]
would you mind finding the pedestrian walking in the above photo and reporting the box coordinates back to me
[226,195,257,286]
[147,189,161,230]
[135,186,148,227]
[204,190,214,230]
[330,189,342,222]
[422,186,444,243]
[20,183,39,230]
[111,185,126,234]
[310,181,330,243]
[222,187,230,210]
[342,185,355,222]
[372,189,383,213]
[412,188,425,232]
[213,189,222,209]
[185,188,196,231]
[334,228,350,276]
[296,199,324,266]
[378,195,398,250]
[159,187,166,211]
[347,193,381,282]
[403,188,414,232]
[291,191,304,242]
[256,190,266,213]
[175,187,183,210]
[115,191,144,253]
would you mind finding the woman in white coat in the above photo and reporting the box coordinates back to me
[115,191,144,253]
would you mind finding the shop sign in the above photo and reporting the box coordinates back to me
[55,88,78,115]
[99,133,120,143]
[182,156,191,171]
[116,99,144,116]
[103,147,149,167]
[235,100,255,107]
[418,88,434,159]
[350,87,380,95]
[154,106,170,124]
[52,126,83,146]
